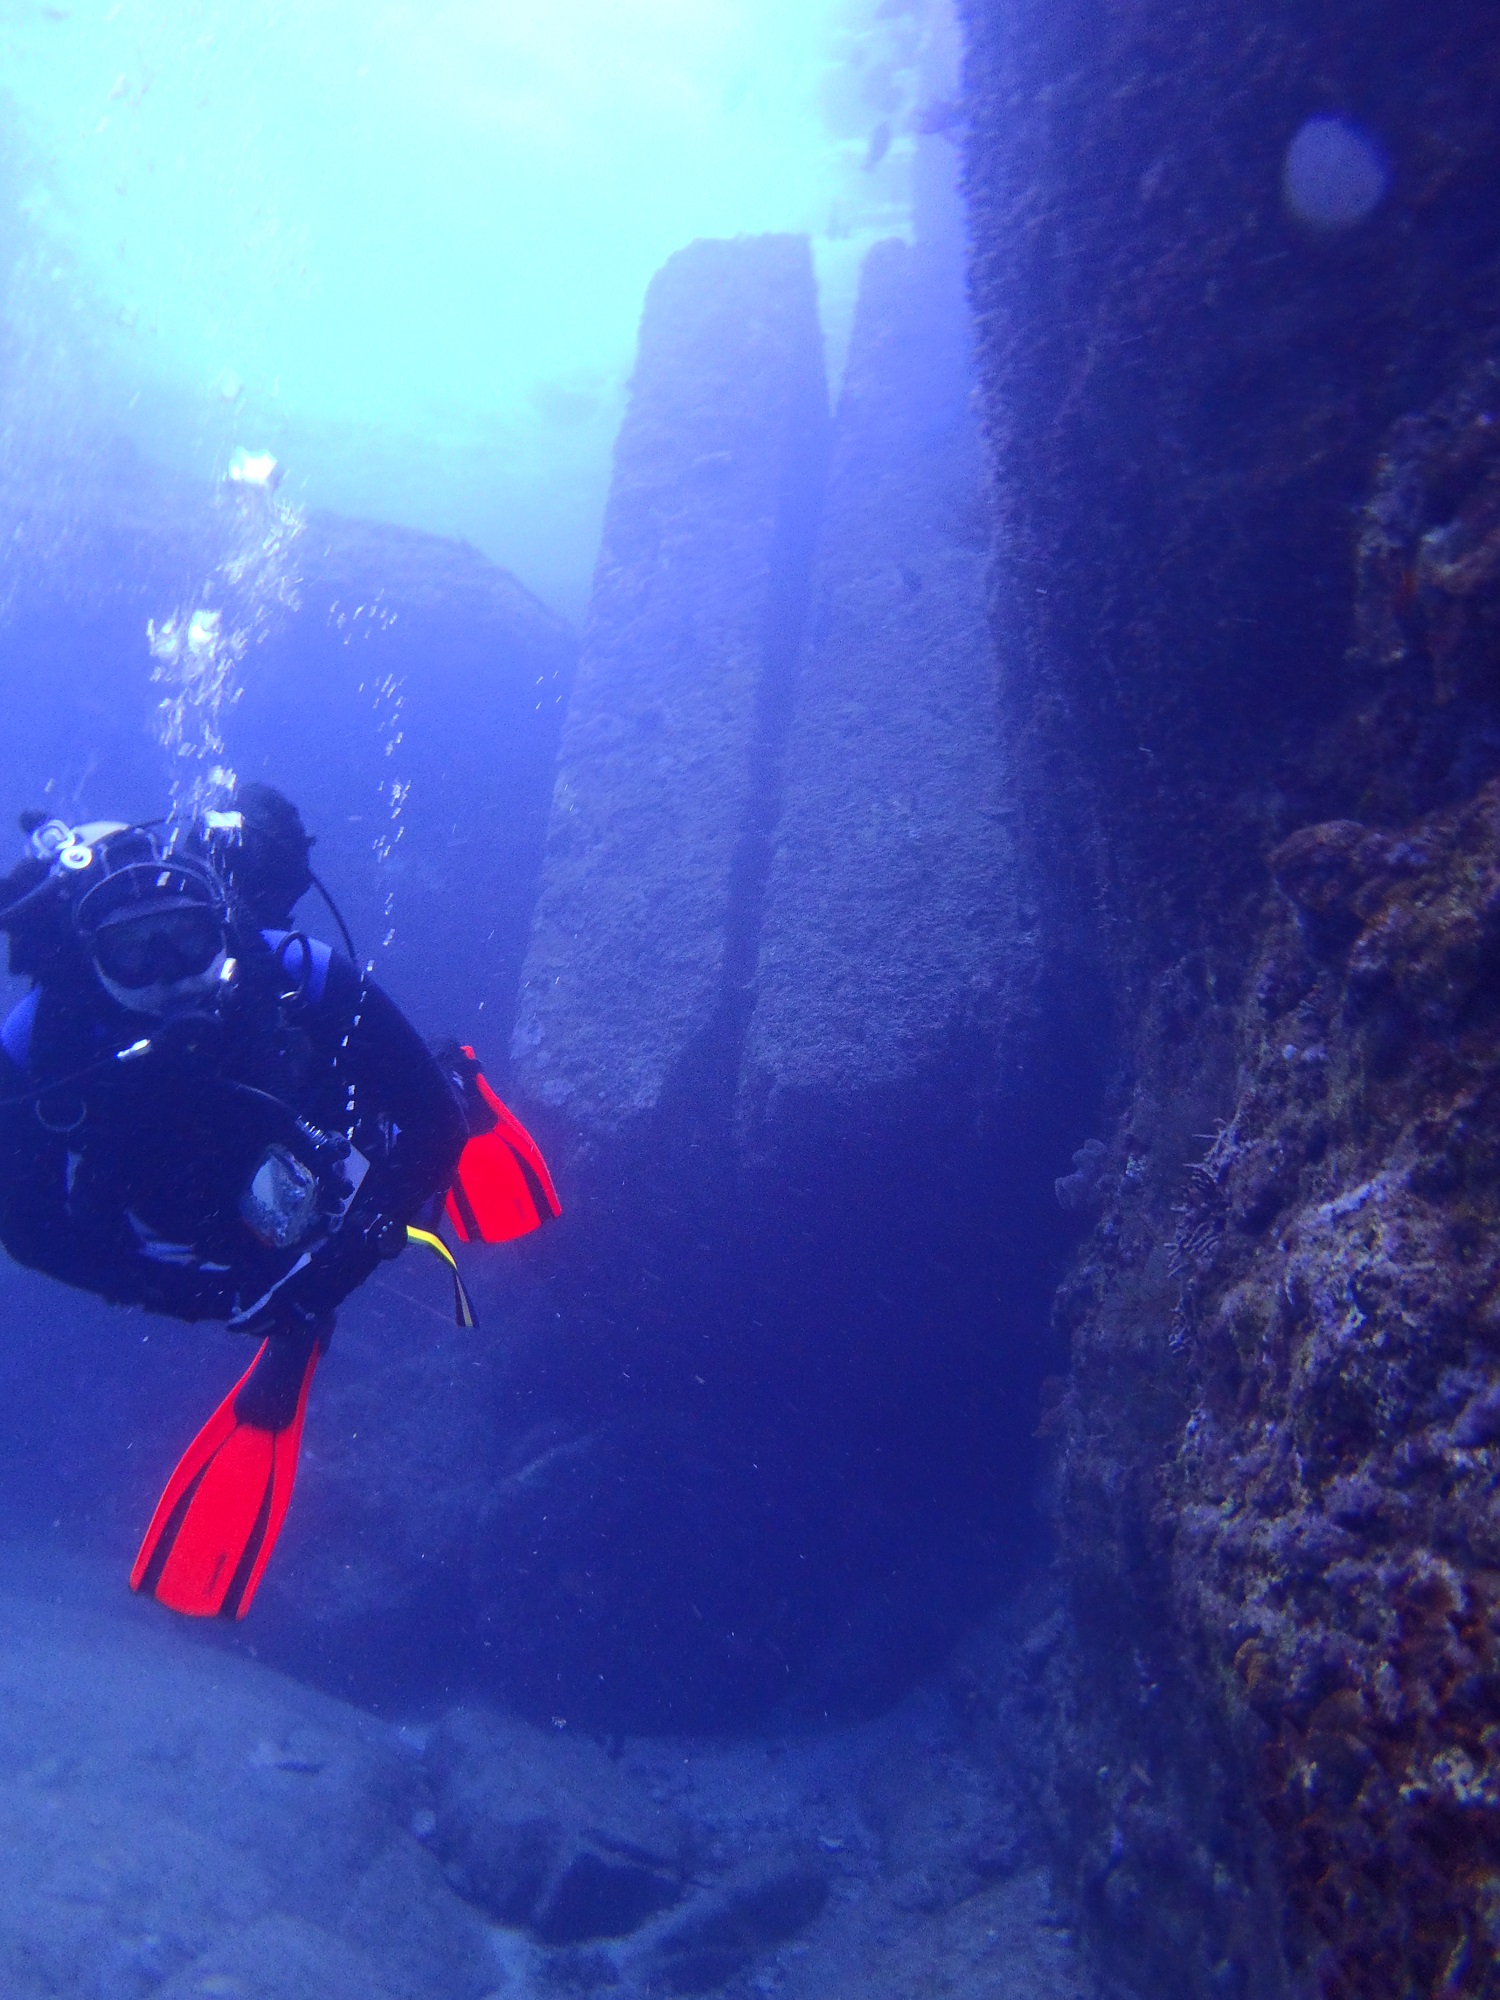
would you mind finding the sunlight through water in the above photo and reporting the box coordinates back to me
[0,0,941,613]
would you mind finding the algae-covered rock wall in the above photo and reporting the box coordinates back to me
[962,0,1500,990]
[958,0,1500,1990]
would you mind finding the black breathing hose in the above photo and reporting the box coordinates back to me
[308,872,358,961]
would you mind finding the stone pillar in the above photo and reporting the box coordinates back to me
[739,231,1026,1146]
[482,219,1074,1733]
[718,226,1063,1722]
[510,234,830,1136]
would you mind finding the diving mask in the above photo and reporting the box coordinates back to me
[72,833,230,1014]
[92,902,226,989]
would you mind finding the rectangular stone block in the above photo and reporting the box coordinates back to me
[510,234,830,1130]
[740,232,1028,1140]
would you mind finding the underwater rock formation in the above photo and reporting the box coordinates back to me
[960,0,1500,1030]
[428,1706,686,1940]
[413,1596,1094,2000]
[739,231,1026,1137]
[959,0,1500,1989]
[495,234,839,1729]
[1174,785,1500,1994]
[0,1586,495,2000]
[511,232,830,1132]
[0,1544,1096,1995]
[464,1405,813,1729]
[498,223,1073,1733]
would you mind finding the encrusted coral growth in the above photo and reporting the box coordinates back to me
[1356,359,1500,709]
[1169,784,1500,1997]
[1337,356,1500,836]
[1048,962,1299,2000]
[957,0,1500,1980]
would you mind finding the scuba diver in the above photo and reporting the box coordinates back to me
[0,785,559,1620]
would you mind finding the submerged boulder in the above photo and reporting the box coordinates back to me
[428,1706,686,1941]
[235,510,576,1051]
[0,1586,492,2000]
[627,1857,830,1995]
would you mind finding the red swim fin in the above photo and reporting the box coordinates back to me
[445,1045,562,1245]
[130,1323,325,1620]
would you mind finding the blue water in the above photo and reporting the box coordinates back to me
[0,0,938,616]
[0,9,1100,1997]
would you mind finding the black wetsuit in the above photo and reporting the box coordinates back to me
[0,927,465,1330]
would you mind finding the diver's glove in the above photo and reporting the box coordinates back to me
[433,1038,500,1139]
